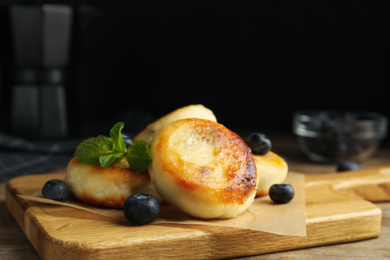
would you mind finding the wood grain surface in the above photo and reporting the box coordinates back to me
[4,165,390,260]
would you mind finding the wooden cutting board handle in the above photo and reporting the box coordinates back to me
[304,165,390,202]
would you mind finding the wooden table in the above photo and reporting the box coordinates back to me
[1,134,390,259]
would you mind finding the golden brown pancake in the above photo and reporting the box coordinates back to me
[148,118,257,219]
[253,151,288,196]
[65,158,164,208]
[134,104,217,143]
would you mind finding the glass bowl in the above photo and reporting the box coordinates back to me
[292,110,388,163]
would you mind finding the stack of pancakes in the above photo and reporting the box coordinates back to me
[65,105,288,219]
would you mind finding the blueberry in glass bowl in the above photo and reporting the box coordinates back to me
[292,110,388,163]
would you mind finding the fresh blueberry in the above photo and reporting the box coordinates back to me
[42,179,70,202]
[123,193,160,225]
[246,133,272,155]
[269,184,295,204]
[337,160,359,172]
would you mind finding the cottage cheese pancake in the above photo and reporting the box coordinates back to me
[65,105,287,213]
[148,118,257,219]
[65,158,163,208]
[253,152,288,196]
[134,104,217,143]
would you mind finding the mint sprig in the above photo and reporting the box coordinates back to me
[74,136,114,165]
[126,140,152,173]
[74,122,152,171]
[109,121,126,153]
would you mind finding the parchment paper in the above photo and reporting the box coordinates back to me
[18,173,306,237]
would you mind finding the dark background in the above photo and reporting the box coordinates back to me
[1,0,389,137]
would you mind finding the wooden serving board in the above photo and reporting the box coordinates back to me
[6,166,390,260]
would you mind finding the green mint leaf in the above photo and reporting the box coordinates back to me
[126,140,152,172]
[109,122,126,153]
[74,122,138,169]
[74,136,114,165]
[99,153,124,168]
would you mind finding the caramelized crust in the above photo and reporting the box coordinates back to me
[65,158,163,208]
[134,104,217,143]
[253,152,288,196]
[148,118,257,219]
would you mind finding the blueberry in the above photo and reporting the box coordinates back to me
[337,160,359,172]
[42,179,70,202]
[123,193,160,225]
[246,133,272,155]
[269,184,294,204]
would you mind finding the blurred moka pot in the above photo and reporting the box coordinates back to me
[9,4,72,139]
